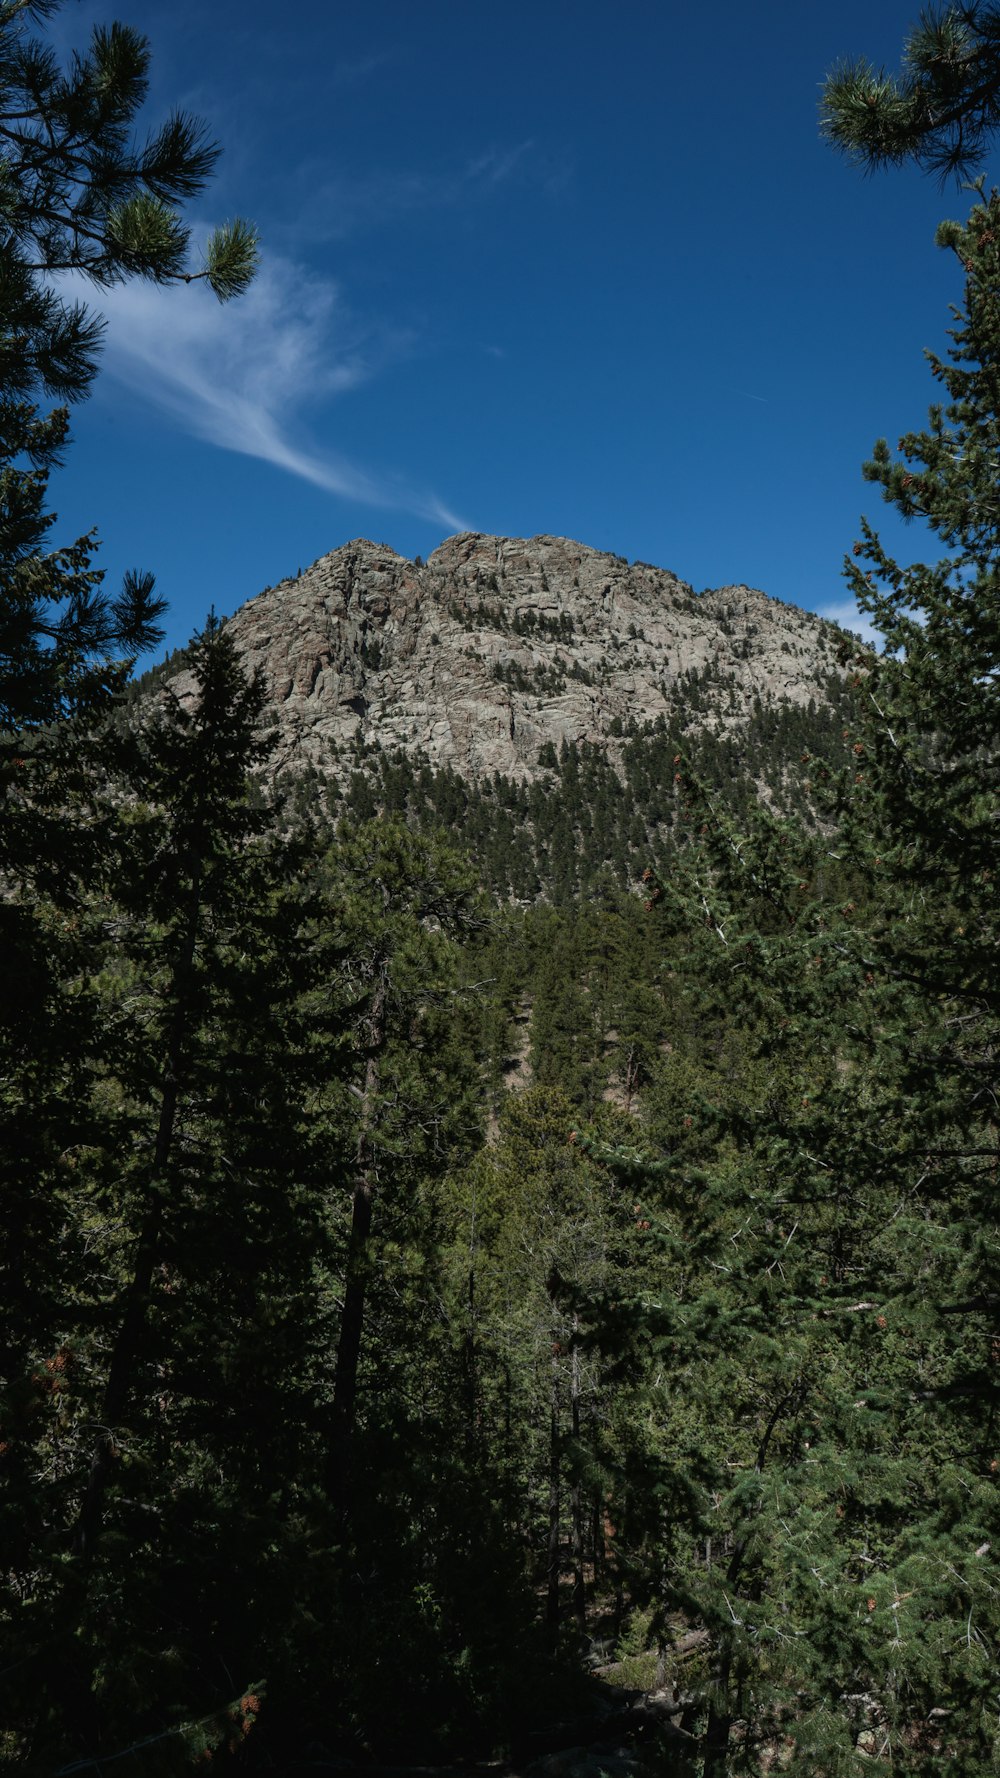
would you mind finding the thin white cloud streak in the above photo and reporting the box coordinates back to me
[466,143,534,186]
[328,48,399,88]
[67,252,467,532]
[299,139,545,242]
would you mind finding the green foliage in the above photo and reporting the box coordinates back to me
[330,686,852,909]
[0,12,271,1768]
[11,16,1000,1772]
[0,0,257,736]
[0,7,258,296]
[588,193,1000,1773]
[821,3,1000,181]
[437,1086,644,1671]
[610,1606,660,1690]
[1,624,333,1767]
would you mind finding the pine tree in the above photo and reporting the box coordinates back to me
[587,198,1000,1773]
[321,819,486,1521]
[4,625,344,1769]
[0,0,257,731]
[821,3,1000,181]
[0,0,259,1427]
[836,189,1000,1422]
[0,15,262,1749]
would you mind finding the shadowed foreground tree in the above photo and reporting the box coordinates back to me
[1,623,339,1770]
[322,819,486,1521]
[0,9,265,1763]
[1,0,259,1365]
[0,0,258,733]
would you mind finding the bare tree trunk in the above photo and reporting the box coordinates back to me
[623,1041,639,1115]
[72,865,203,1559]
[703,1521,752,1778]
[464,1188,478,1452]
[570,1318,586,1636]
[546,1344,561,1642]
[702,1642,732,1778]
[327,969,387,1517]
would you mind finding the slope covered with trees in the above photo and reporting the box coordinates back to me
[332,679,854,903]
[3,5,999,1777]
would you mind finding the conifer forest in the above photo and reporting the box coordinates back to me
[2,4,1000,1775]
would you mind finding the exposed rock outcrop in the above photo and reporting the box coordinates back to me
[172,533,847,782]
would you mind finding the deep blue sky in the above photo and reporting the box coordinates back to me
[49,0,981,655]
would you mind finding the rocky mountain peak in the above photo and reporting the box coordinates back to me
[182,533,845,784]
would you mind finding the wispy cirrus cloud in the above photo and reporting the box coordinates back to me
[297,138,566,241]
[72,250,467,531]
[465,143,534,186]
[328,47,399,88]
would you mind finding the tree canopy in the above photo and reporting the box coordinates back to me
[0,0,258,731]
[5,6,1000,1776]
[822,3,1000,180]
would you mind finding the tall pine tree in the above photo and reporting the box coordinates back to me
[595,192,1000,1774]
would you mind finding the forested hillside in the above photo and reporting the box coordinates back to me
[3,5,999,1778]
[332,686,853,901]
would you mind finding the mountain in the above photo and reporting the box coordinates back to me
[168,532,850,787]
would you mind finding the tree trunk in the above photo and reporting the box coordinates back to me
[463,1184,478,1452]
[72,1169,163,1555]
[703,1531,749,1778]
[546,1344,561,1642]
[464,1258,477,1451]
[72,870,201,1558]
[570,1318,586,1635]
[702,1641,732,1778]
[327,968,387,1517]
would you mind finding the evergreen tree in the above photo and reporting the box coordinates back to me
[440,1087,641,1660]
[0,0,257,731]
[587,197,1000,1774]
[822,3,1000,180]
[0,0,260,1420]
[837,189,1000,1420]
[0,15,263,1755]
[321,819,486,1517]
[1,625,336,1769]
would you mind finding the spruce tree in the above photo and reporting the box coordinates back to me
[837,190,1000,1423]
[0,0,260,1386]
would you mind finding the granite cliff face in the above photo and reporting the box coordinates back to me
[175,533,846,782]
